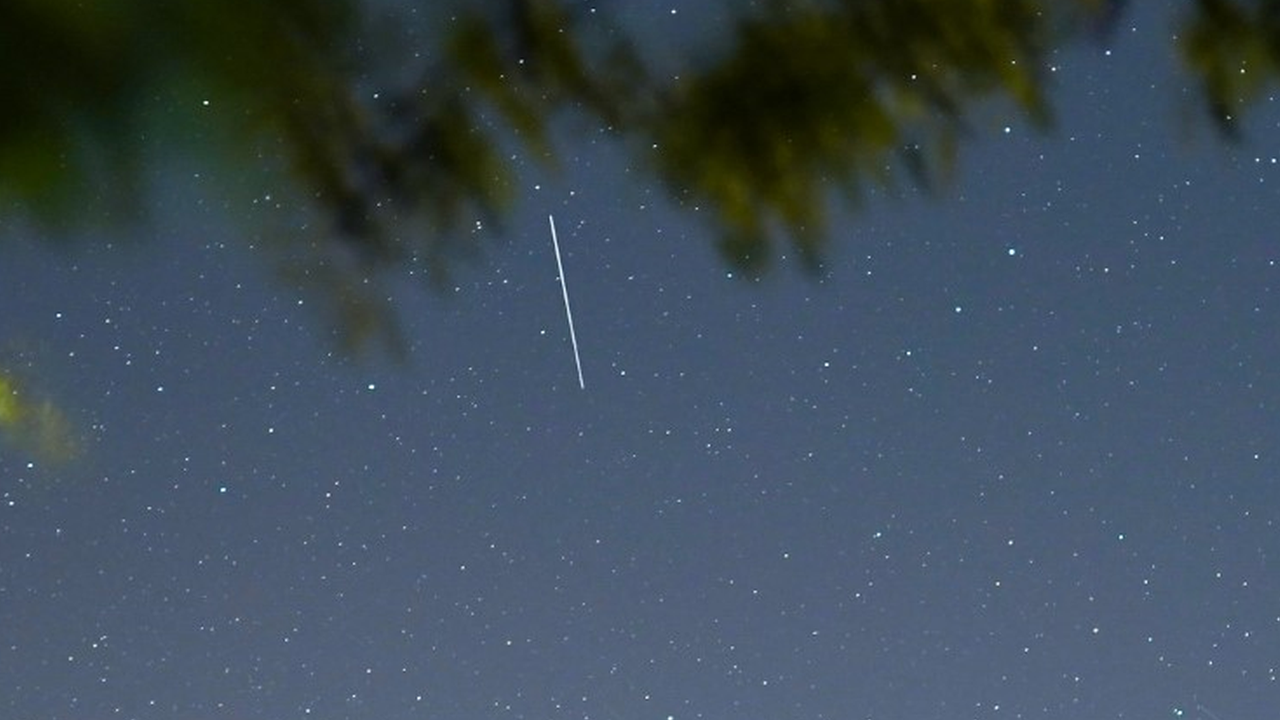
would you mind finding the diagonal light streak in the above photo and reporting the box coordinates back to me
[548,215,585,389]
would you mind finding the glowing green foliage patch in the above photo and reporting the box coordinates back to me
[0,370,79,465]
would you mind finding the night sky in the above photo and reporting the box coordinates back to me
[3,3,1279,720]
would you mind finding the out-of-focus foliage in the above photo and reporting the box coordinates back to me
[0,0,1273,350]
[0,369,80,465]
[648,0,1050,273]
[0,1,144,229]
[1179,0,1280,136]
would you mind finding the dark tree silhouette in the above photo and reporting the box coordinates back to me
[1179,0,1280,136]
[644,0,1051,273]
[0,0,1275,351]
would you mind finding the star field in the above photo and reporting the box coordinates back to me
[2,4,1278,720]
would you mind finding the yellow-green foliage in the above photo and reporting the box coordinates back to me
[0,370,79,465]
[1179,0,1280,135]
[648,0,1049,273]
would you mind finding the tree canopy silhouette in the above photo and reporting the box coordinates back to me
[0,0,1275,352]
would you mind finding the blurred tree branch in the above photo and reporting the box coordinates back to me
[0,369,80,466]
[0,0,1274,352]
[1179,0,1280,136]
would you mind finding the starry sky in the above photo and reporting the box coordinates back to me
[2,3,1279,720]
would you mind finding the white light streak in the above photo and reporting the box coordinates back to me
[1197,704,1225,720]
[548,215,585,389]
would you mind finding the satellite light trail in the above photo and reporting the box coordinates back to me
[548,215,585,389]
[1197,704,1224,720]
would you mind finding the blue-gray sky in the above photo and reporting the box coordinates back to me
[2,3,1277,719]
